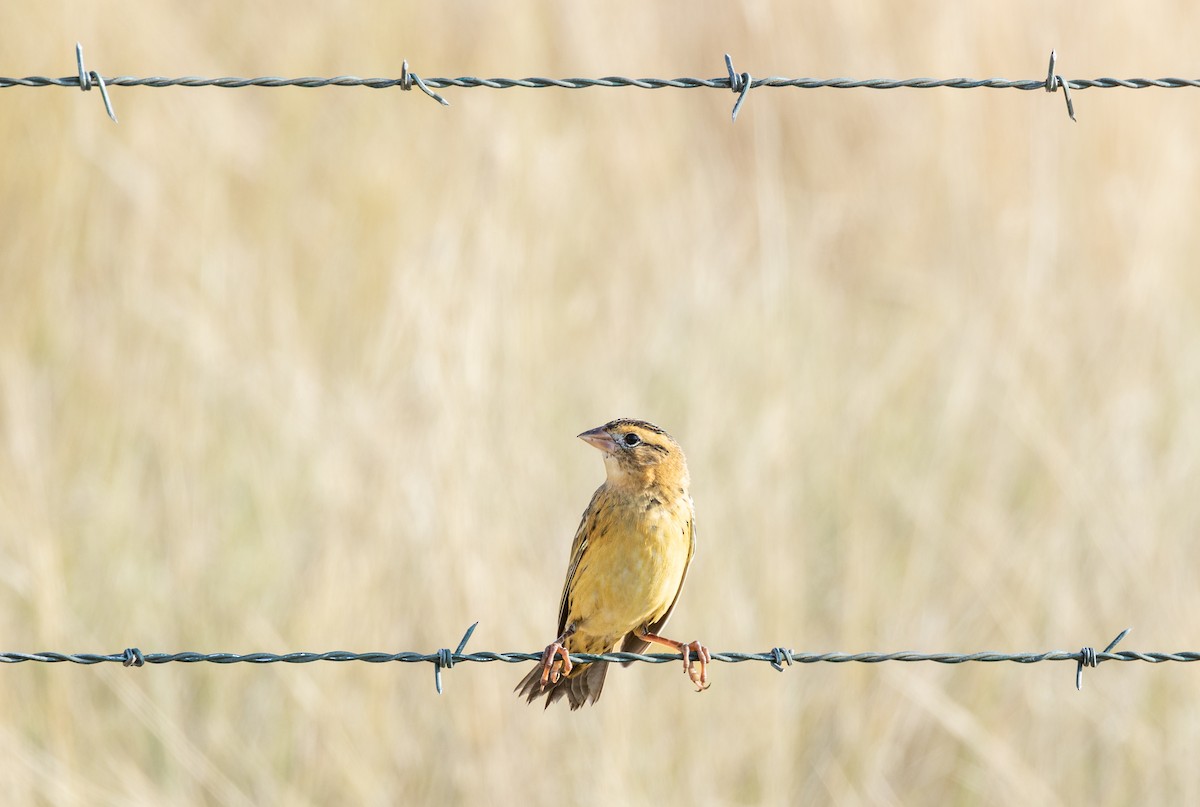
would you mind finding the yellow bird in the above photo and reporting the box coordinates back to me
[516,418,710,709]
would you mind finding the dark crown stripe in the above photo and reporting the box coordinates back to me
[603,418,669,437]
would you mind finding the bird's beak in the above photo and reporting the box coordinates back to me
[578,426,618,453]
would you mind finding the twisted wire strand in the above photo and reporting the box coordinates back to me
[0,627,1182,691]
[6,45,1199,123]
[5,647,1196,666]
[4,74,1200,91]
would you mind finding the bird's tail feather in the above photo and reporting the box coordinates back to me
[515,660,610,710]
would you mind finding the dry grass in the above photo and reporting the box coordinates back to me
[3,2,1200,804]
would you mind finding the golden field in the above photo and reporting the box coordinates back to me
[3,3,1200,804]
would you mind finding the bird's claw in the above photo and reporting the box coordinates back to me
[682,640,711,692]
[538,641,572,687]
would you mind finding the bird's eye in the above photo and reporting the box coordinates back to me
[622,433,642,447]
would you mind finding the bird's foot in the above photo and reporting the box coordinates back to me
[638,630,712,692]
[538,641,572,687]
[682,640,711,691]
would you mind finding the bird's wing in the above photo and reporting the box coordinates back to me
[620,501,696,657]
[556,486,605,637]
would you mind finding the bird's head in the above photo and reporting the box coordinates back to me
[578,418,690,491]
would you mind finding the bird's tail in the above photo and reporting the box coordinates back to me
[515,656,610,710]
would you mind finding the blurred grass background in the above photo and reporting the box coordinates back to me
[3,1,1200,804]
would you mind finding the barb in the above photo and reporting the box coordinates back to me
[399,59,449,107]
[4,49,1200,123]
[1076,627,1130,690]
[1045,50,1076,121]
[724,53,753,122]
[74,42,118,123]
[433,622,478,694]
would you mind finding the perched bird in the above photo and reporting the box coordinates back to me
[516,418,710,710]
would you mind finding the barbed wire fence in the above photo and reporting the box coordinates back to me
[6,626,1200,694]
[6,50,1200,700]
[5,45,1200,124]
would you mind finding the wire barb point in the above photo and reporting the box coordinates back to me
[769,647,795,672]
[455,622,479,655]
[1076,627,1131,690]
[400,59,450,107]
[1044,49,1076,122]
[121,647,145,667]
[75,42,118,123]
[724,53,753,122]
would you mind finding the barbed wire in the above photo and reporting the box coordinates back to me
[4,45,1200,124]
[3,626,1195,694]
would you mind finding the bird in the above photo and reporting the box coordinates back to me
[516,417,710,710]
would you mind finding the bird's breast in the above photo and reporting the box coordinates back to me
[569,494,693,642]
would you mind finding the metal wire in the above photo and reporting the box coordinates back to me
[15,645,1195,668]
[0,630,1163,667]
[0,627,1190,692]
[11,74,1200,91]
[3,45,1199,123]
[11,73,1200,90]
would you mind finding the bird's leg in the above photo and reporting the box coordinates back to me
[636,630,711,691]
[539,626,577,687]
